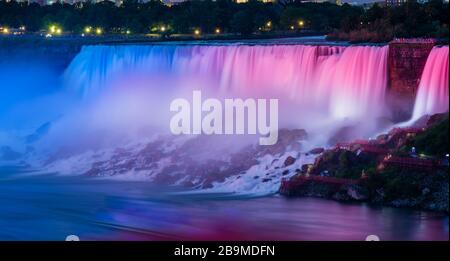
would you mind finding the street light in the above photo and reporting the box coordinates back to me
[2,27,9,34]
[194,29,200,35]
[266,21,272,27]
[298,20,304,27]
[160,26,166,32]
[96,28,102,35]
[84,26,92,33]
[215,28,221,34]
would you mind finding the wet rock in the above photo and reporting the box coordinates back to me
[299,164,311,174]
[327,125,360,145]
[284,156,296,167]
[426,113,447,127]
[376,134,389,143]
[257,129,307,155]
[346,185,369,201]
[308,147,324,154]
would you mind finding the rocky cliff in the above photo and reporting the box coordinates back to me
[387,41,435,120]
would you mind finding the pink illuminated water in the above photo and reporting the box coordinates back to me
[64,45,389,122]
[412,46,449,120]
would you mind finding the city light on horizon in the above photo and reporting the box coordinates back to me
[49,25,62,35]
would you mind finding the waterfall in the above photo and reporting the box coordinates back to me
[63,44,389,122]
[412,46,449,120]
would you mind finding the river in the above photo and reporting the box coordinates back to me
[0,166,447,241]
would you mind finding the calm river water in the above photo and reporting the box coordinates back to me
[0,166,447,241]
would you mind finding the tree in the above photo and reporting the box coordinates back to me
[230,10,255,35]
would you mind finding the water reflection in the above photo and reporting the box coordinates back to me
[0,167,447,241]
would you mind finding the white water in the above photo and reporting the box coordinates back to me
[412,46,449,120]
[64,44,389,123]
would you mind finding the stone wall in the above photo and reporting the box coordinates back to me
[387,42,435,121]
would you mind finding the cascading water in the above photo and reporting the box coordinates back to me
[47,44,392,187]
[412,46,449,120]
[5,43,448,188]
[63,44,389,123]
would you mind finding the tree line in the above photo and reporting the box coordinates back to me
[0,0,448,42]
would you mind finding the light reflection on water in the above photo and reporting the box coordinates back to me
[0,166,448,241]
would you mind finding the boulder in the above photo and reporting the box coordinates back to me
[309,147,324,154]
[284,156,296,167]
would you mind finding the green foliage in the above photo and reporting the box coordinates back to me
[362,116,449,210]
[313,149,377,180]
[405,115,449,157]
[328,0,449,42]
[365,166,449,210]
